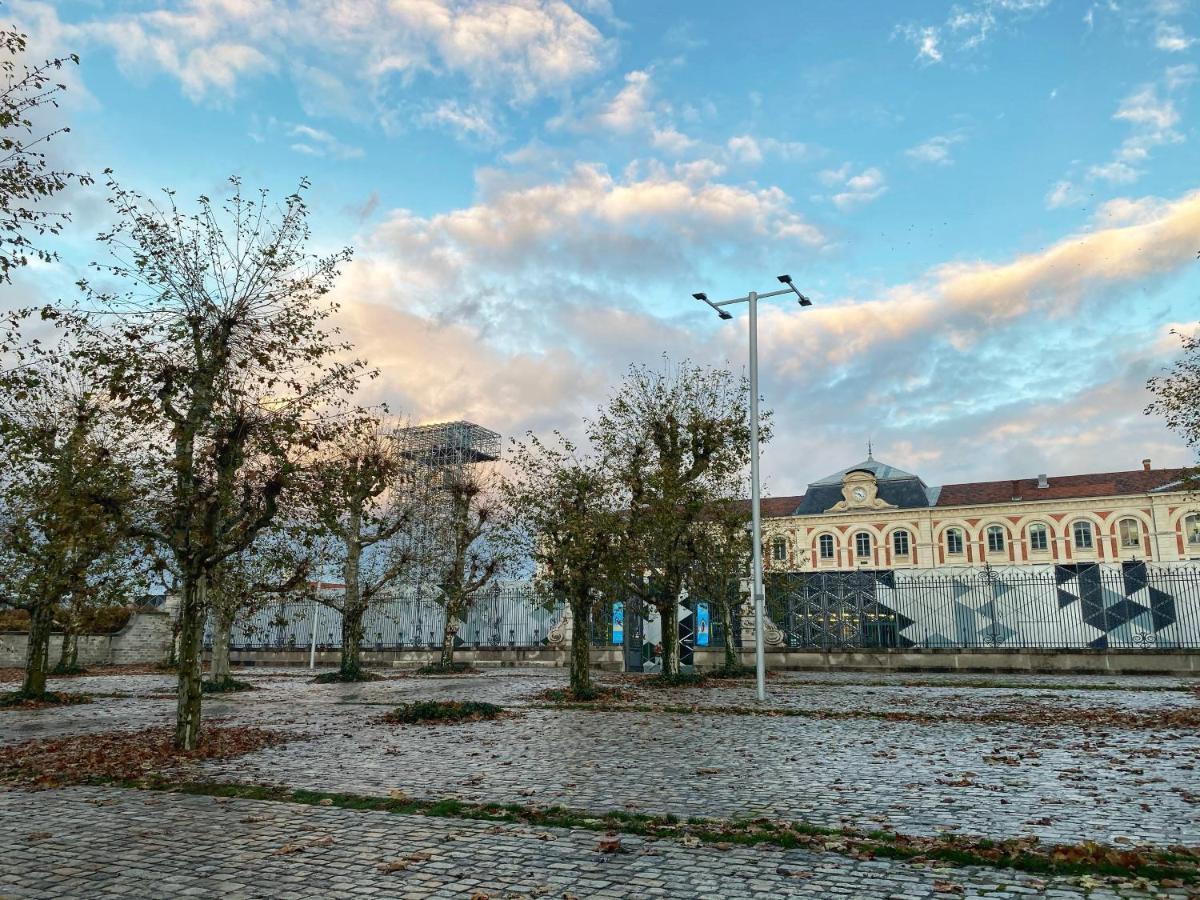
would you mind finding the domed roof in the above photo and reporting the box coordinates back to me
[811,456,921,486]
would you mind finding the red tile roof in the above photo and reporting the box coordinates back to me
[934,468,1188,508]
[735,495,805,518]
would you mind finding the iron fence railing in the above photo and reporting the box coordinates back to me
[205,582,625,651]
[766,561,1200,650]
[206,562,1200,654]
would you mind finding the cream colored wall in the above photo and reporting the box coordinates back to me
[761,489,1200,571]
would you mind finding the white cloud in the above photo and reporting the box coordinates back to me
[1045,179,1083,209]
[40,0,616,133]
[726,135,763,164]
[897,0,1051,65]
[288,123,365,160]
[906,133,965,166]
[1087,75,1188,184]
[335,187,1200,494]
[650,127,696,154]
[822,166,887,210]
[1155,21,1195,51]
[419,101,501,143]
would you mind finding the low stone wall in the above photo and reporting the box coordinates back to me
[0,610,174,668]
[692,646,1200,675]
[224,646,626,670]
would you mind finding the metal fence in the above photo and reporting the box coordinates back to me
[765,562,1200,650]
[207,583,625,652]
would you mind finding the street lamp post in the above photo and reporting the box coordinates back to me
[693,275,812,703]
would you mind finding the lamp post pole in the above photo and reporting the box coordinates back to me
[693,276,812,703]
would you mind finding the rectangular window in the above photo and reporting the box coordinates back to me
[1118,519,1140,549]
[855,532,871,558]
[819,534,835,559]
[945,529,963,554]
[1073,521,1093,550]
[1029,525,1048,552]
[892,530,910,556]
[987,527,1005,553]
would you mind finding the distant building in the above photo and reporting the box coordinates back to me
[760,455,1199,571]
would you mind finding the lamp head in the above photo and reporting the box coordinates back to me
[692,292,708,301]
[797,293,812,307]
[777,274,792,284]
[718,310,732,320]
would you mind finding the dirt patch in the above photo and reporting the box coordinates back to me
[0,725,292,788]
[378,700,507,725]
[0,691,93,711]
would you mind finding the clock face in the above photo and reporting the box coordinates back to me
[852,487,868,502]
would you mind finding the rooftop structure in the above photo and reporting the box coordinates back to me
[400,420,501,468]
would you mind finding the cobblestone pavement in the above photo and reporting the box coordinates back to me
[0,785,1187,900]
[4,668,1199,848]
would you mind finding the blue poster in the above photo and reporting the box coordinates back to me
[612,601,624,644]
[696,602,710,646]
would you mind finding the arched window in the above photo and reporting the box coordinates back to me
[1118,518,1141,549]
[771,536,787,562]
[1073,520,1094,550]
[945,528,964,555]
[1185,514,1200,546]
[818,533,835,560]
[855,532,872,558]
[892,530,911,557]
[986,525,1006,554]
[1028,523,1049,552]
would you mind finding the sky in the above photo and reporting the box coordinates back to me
[8,0,1200,497]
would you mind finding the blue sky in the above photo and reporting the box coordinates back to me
[11,0,1200,495]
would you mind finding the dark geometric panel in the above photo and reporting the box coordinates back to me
[1148,586,1177,631]
[875,570,895,589]
[1055,564,1077,585]
[1122,561,1148,595]
[1100,598,1150,631]
[1089,635,1109,649]
[1057,588,1077,609]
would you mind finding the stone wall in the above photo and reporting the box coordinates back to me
[692,646,1200,675]
[0,609,174,668]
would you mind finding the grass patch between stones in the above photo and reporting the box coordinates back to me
[379,700,505,725]
[413,662,480,676]
[145,781,1200,885]
[532,685,626,704]
[311,670,385,684]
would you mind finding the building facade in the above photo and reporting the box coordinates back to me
[761,456,1200,572]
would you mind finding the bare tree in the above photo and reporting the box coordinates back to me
[311,413,418,681]
[76,176,365,748]
[1148,324,1200,486]
[207,516,313,688]
[684,504,751,674]
[592,359,760,677]
[0,21,90,282]
[506,432,623,697]
[421,464,512,671]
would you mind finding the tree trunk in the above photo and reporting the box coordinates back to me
[721,600,738,671]
[210,605,234,682]
[56,625,79,673]
[339,523,364,679]
[439,601,460,669]
[569,598,592,697]
[660,600,680,675]
[175,573,207,751]
[22,602,54,697]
